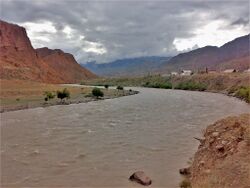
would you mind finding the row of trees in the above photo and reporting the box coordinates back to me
[44,88,70,102]
[44,85,124,102]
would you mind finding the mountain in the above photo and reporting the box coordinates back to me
[0,20,96,83]
[36,47,95,82]
[82,56,171,77]
[83,34,249,77]
[160,34,250,72]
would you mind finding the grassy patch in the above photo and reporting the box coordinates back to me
[174,81,207,91]
[143,81,172,89]
[235,86,250,103]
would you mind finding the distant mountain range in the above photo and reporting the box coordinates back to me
[82,34,249,77]
[0,20,97,83]
[82,56,171,77]
[160,34,250,72]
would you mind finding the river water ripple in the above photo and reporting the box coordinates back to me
[1,88,250,187]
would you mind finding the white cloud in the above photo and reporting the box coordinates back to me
[173,20,249,51]
[20,21,57,34]
[82,41,107,55]
[63,26,73,38]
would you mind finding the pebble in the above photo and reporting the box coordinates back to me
[212,132,219,137]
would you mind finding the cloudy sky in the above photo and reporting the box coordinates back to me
[1,0,249,63]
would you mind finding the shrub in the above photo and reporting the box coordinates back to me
[84,93,93,98]
[143,82,150,87]
[175,81,206,91]
[80,81,85,85]
[16,98,20,101]
[104,84,109,89]
[179,179,192,188]
[92,87,104,98]
[143,82,172,89]
[57,88,70,101]
[117,86,124,90]
[159,82,172,89]
[44,91,55,101]
[235,86,250,103]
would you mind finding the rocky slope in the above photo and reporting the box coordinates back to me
[188,114,250,188]
[36,47,95,83]
[160,34,250,72]
[0,20,96,83]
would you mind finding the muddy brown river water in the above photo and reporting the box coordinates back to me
[1,87,250,188]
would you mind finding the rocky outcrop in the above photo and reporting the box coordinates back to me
[129,171,152,186]
[0,20,97,83]
[0,20,33,50]
[186,114,250,188]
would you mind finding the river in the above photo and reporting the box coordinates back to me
[1,88,249,187]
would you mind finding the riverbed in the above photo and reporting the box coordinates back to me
[1,88,249,187]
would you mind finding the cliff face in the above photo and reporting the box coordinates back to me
[36,47,96,83]
[0,21,33,50]
[0,20,97,83]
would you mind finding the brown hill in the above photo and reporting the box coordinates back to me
[36,47,95,83]
[160,34,250,72]
[0,20,97,83]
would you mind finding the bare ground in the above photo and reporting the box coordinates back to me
[188,114,250,188]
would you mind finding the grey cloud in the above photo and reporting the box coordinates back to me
[231,18,249,26]
[1,0,249,63]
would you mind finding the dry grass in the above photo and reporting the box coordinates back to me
[0,79,91,105]
[0,79,135,112]
[0,79,90,98]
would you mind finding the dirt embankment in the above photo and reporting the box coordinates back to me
[186,114,250,188]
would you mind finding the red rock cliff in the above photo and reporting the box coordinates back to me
[0,20,97,83]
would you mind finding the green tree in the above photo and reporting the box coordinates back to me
[57,88,70,101]
[117,86,124,90]
[44,91,55,101]
[92,87,104,98]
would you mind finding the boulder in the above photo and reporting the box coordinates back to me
[129,171,152,186]
[179,167,191,175]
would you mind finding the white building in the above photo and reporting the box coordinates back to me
[171,72,179,76]
[223,69,236,73]
[180,70,192,76]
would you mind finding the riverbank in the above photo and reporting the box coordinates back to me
[0,79,138,113]
[84,73,250,103]
[180,113,250,188]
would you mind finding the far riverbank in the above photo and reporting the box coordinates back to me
[0,79,138,113]
[84,72,250,103]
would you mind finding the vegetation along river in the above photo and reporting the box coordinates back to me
[1,87,250,187]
